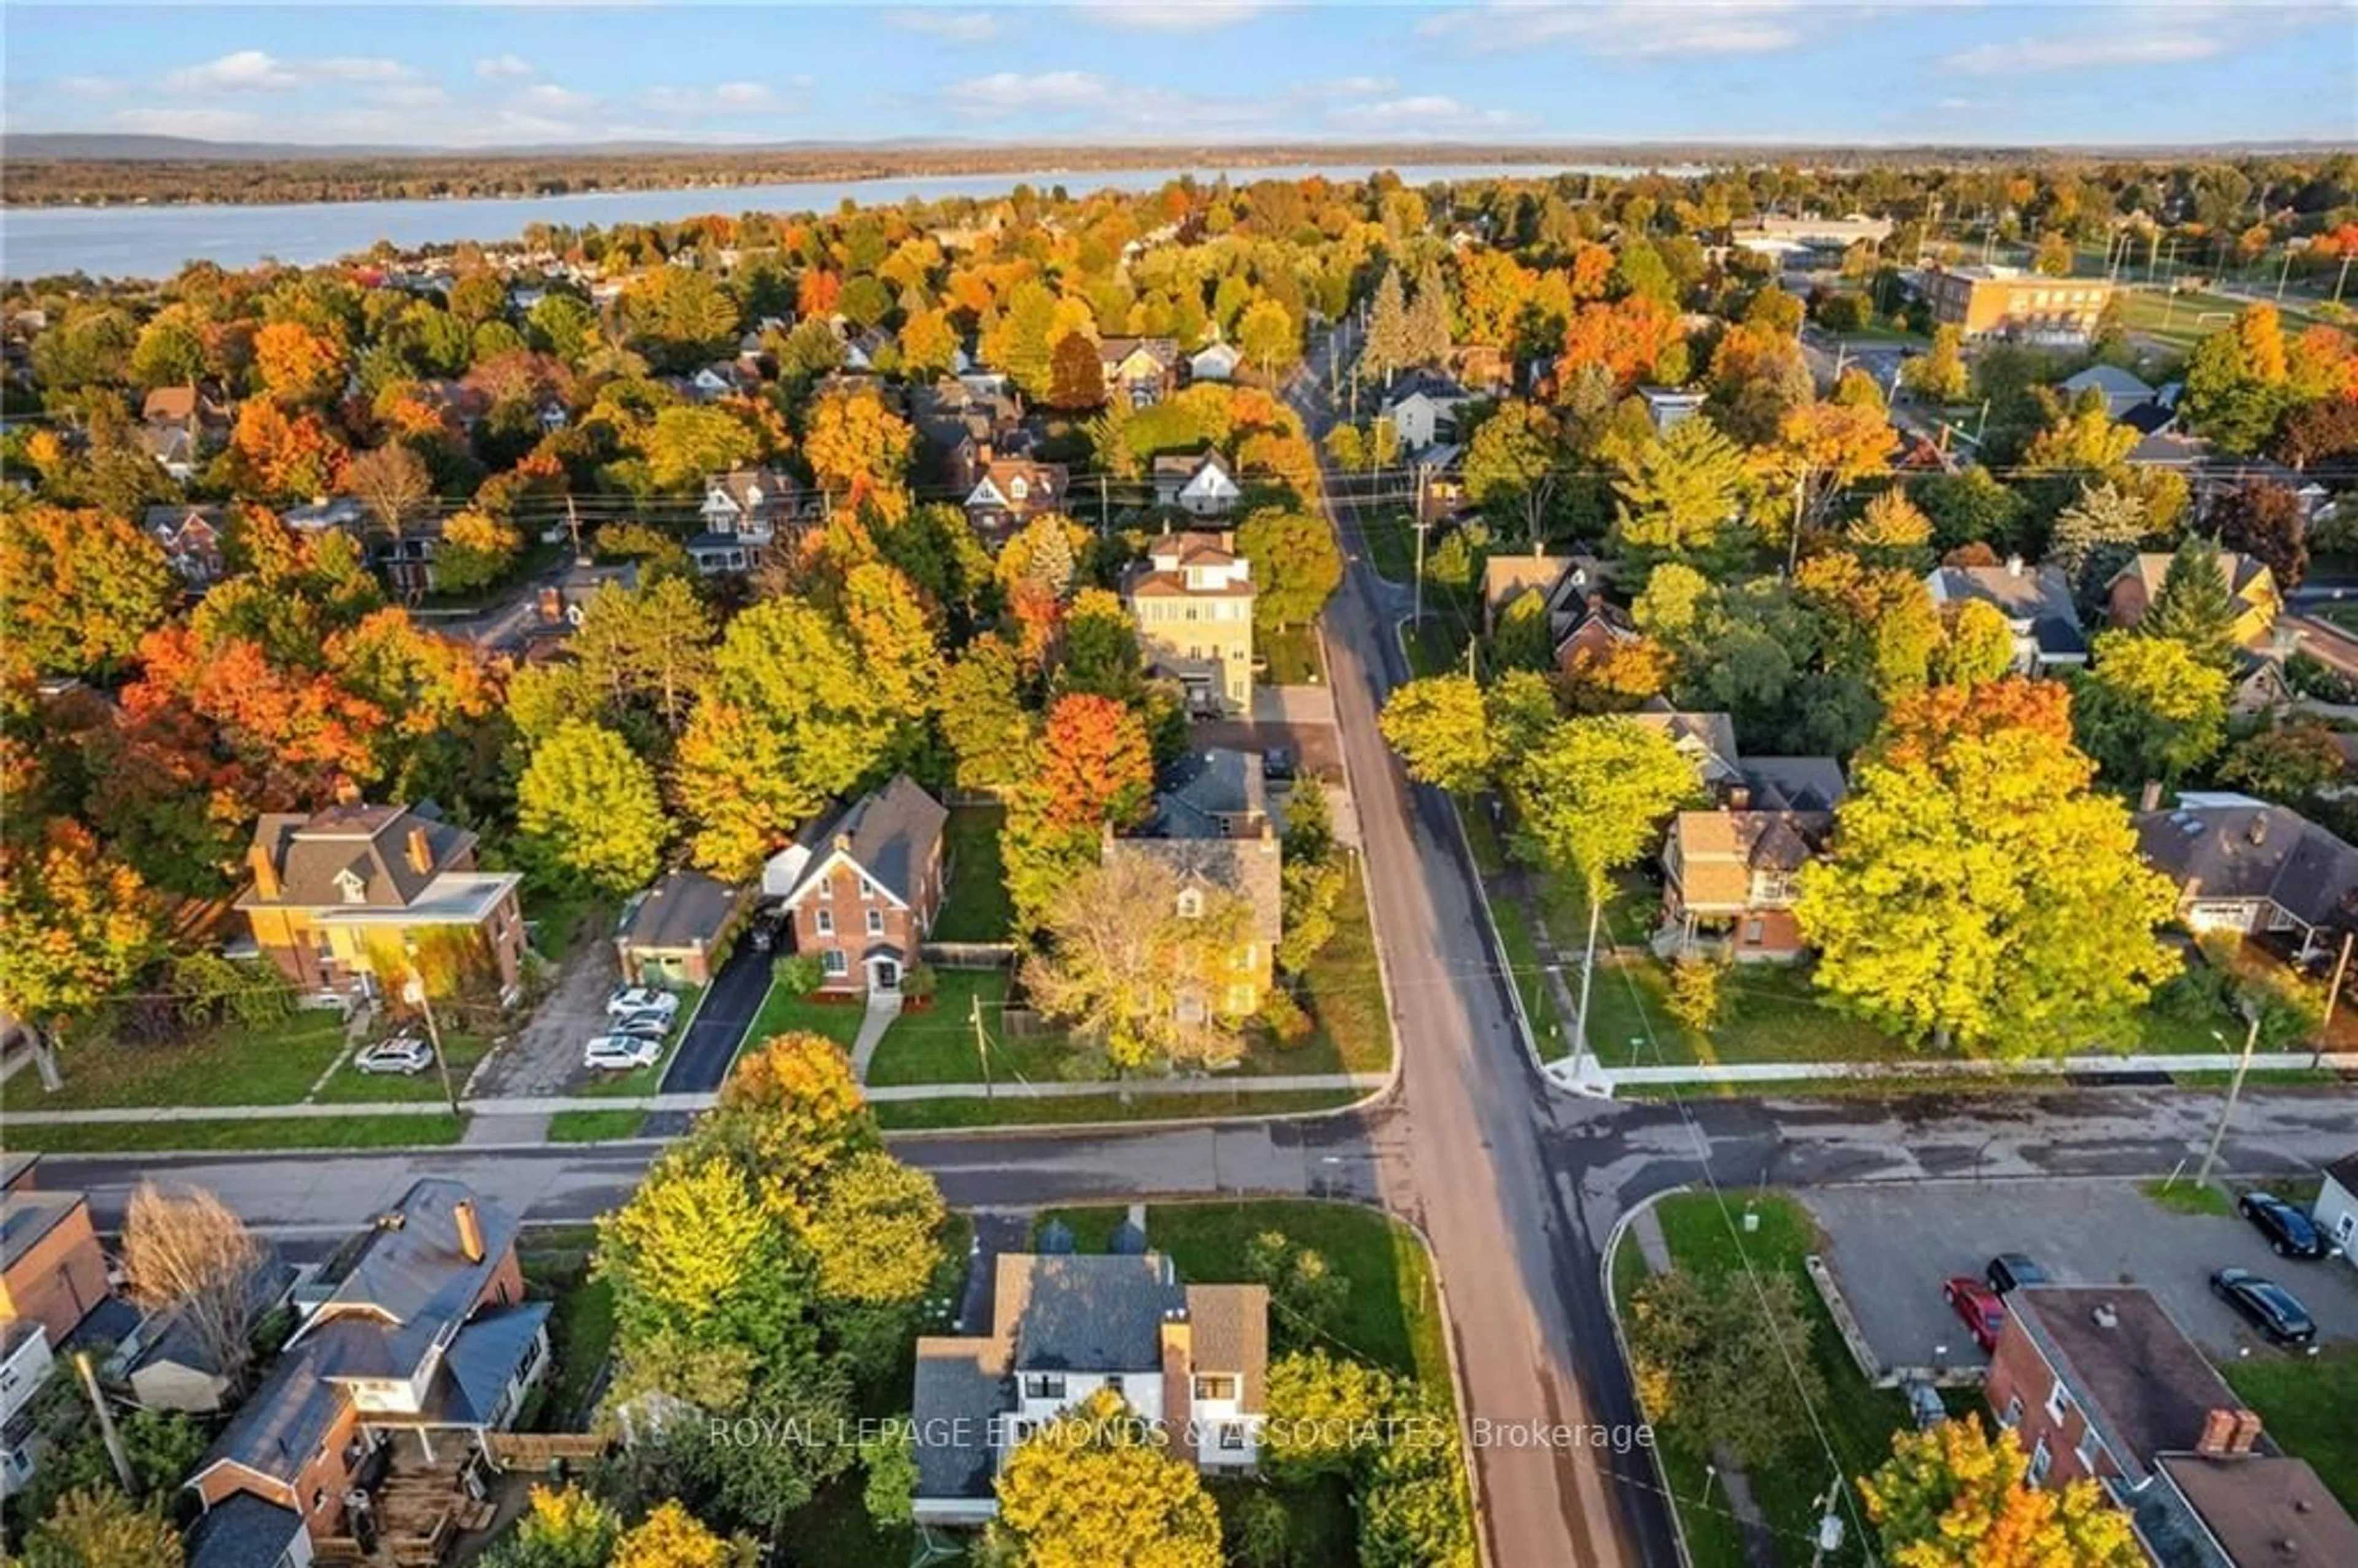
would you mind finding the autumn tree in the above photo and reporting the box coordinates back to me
[121,1182,265,1399]
[938,638,1038,791]
[433,508,523,594]
[1237,297,1299,382]
[2072,632,2229,788]
[567,577,715,737]
[2047,481,2149,586]
[22,1486,184,1568]
[253,318,347,405]
[0,506,178,681]
[2212,479,2309,590]
[1358,265,1412,386]
[1901,324,1968,403]
[2139,535,2243,668]
[1931,600,2019,688]
[1799,680,2180,1057]
[1860,1416,2140,1568]
[1464,401,1562,543]
[517,721,672,893]
[1379,675,1495,794]
[1609,414,1750,579]
[1,820,161,1089]
[2182,304,2290,454]
[1034,692,1154,831]
[990,1388,1223,1568]
[1846,488,1934,562]
[1023,851,1256,1071]
[2220,720,2346,803]
[1628,1266,1822,1469]
[1045,329,1107,411]
[227,400,349,499]
[1556,293,1683,391]
[479,1485,620,1568]
[610,1501,742,1568]
[1235,506,1342,632]
[804,389,915,516]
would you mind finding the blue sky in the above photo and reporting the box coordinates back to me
[6,3,2354,149]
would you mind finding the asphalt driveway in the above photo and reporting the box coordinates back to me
[655,939,773,1095]
[1805,1180,2358,1370]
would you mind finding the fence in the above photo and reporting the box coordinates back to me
[484,1432,609,1470]
[920,941,1016,969]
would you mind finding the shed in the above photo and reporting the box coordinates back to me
[614,871,752,987]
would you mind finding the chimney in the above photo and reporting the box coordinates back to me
[2197,1408,2239,1456]
[2139,780,2164,812]
[2004,554,2025,577]
[1727,785,1751,812]
[2247,815,2270,847]
[1159,1308,1193,1453]
[1219,529,1235,553]
[2091,1302,2120,1329]
[835,832,854,853]
[454,1198,484,1264]
[334,778,363,806]
[2228,1409,2264,1455]
[406,825,434,876]
[249,840,281,901]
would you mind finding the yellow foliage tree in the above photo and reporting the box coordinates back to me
[611,1500,744,1568]
[992,1388,1223,1568]
[1859,1415,2140,1568]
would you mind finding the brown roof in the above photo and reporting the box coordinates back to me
[239,804,474,911]
[1106,834,1283,949]
[2156,1454,2358,1568]
[2009,1286,2246,1480]
[1669,810,1831,910]
[1186,1282,1270,1408]
[2111,551,2274,609]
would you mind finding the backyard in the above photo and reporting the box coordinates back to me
[2222,1347,2358,1517]
[933,805,1013,943]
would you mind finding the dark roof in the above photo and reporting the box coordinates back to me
[202,1335,346,1485]
[1633,699,1742,776]
[1105,834,1283,948]
[2134,800,2358,930]
[427,1302,553,1426]
[1,1187,82,1272]
[131,1252,295,1378]
[1738,758,1849,813]
[305,1178,518,1335]
[910,1339,1007,1500]
[1927,564,2087,658]
[2120,400,2178,436]
[61,1295,141,1356]
[1,1152,36,1192]
[1156,748,1267,837]
[2323,1151,2358,1197]
[792,775,947,906]
[2009,1286,2244,1481]
[1000,1253,1180,1373]
[618,869,746,953]
[239,804,474,911]
[2150,1454,2358,1568]
[1382,367,1470,405]
[185,1492,306,1568]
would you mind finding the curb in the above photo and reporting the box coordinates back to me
[1598,1185,1697,1568]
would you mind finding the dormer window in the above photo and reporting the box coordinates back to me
[1177,888,1204,919]
[1009,475,1029,502]
[334,867,367,904]
[745,484,763,506]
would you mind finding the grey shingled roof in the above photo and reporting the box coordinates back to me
[618,869,744,953]
[1,1187,82,1271]
[1737,758,1848,813]
[1928,564,2087,659]
[2009,1286,2247,1482]
[2135,801,2358,930]
[132,1252,294,1379]
[239,804,474,911]
[1105,834,1283,949]
[1156,749,1266,837]
[185,1492,306,1568]
[202,1336,346,1484]
[427,1302,553,1426]
[2148,1455,2358,1568]
[792,775,947,906]
[999,1253,1182,1373]
[305,1178,519,1336]
[911,1339,1008,1500]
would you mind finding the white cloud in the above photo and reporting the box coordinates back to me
[164,50,300,92]
[1940,34,2225,74]
[367,82,451,110]
[946,69,1116,114]
[1074,1,1268,33]
[519,81,598,111]
[54,75,126,99]
[638,81,797,115]
[1326,94,1535,136]
[314,56,414,82]
[112,106,268,138]
[1421,1,1813,58]
[885,9,1003,42]
[942,69,1280,134]
[475,53,536,80]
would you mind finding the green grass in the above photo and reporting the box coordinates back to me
[2222,1347,2358,1517]
[1038,1199,1447,1386]
[1645,1192,1910,1568]
[1210,1475,1355,1568]
[519,1240,615,1430]
[2141,1176,2235,1216]
[866,968,1073,1087]
[1265,858,1393,1078]
[2112,285,2323,355]
[548,1108,649,1142]
[311,1029,492,1104]
[935,805,1014,943]
[3,1010,351,1112]
[524,886,613,965]
[1533,867,1656,950]
[745,979,868,1054]
[2313,602,2358,636]
[2,1114,467,1153]
[1403,615,1469,679]
[1490,887,1571,1060]
[1260,624,1325,686]
[873,1087,1360,1130]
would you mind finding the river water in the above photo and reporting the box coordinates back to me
[0,161,1680,282]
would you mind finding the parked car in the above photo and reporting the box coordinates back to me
[583,1034,663,1072]
[1986,1254,2049,1294]
[1900,1378,1947,1430]
[1263,745,1298,780]
[1944,1276,2007,1353]
[2238,1192,2336,1260]
[607,986,679,1020]
[353,1036,434,1075]
[2211,1268,2319,1347]
[610,1009,672,1039]
[749,910,787,953]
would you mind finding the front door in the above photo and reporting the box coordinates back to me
[870,957,901,993]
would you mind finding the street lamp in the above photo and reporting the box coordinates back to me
[402,937,462,1118]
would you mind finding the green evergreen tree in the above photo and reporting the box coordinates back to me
[1359,265,1412,386]
[2138,535,2241,669]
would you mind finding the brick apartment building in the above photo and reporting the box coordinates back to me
[1921,265,2114,342]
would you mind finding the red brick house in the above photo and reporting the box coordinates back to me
[1659,809,1831,962]
[964,454,1070,539]
[769,776,948,996]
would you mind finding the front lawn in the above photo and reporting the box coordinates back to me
[1259,858,1395,1077]
[548,1109,648,1142]
[864,968,1073,1087]
[1490,886,1570,1060]
[746,979,868,1054]
[2,1010,353,1113]
[2222,1347,2358,1517]
[933,804,1013,943]
[1260,624,1324,686]
[872,1087,1360,1131]
[311,1029,494,1104]
[3,1113,467,1154]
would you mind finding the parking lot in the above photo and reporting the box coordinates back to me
[1805,1180,2358,1372]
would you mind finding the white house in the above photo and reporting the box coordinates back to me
[2316,1152,2358,1263]
[690,467,797,576]
[1189,341,1243,383]
[1381,370,1472,452]
[909,1252,1268,1527]
[1,1319,53,1491]
[1638,385,1706,433]
[1152,449,1243,516]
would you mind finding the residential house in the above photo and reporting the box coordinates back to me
[411,379,489,433]
[691,466,799,576]
[770,775,949,996]
[688,362,749,402]
[1919,265,2114,343]
[2058,365,2157,419]
[185,1181,549,1558]
[1154,749,1270,840]
[2107,552,2281,650]
[1631,698,1744,793]
[1123,530,1256,716]
[534,557,639,632]
[2314,1151,2358,1263]
[1152,449,1243,517]
[1188,340,1243,383]
[536,397,570,434]
[1449,343,1513,394]
[141,382,232,481]
[283,497,367,537]
[1924,559,2089,673]
[965,454,1070,539]
[911,1252,1269,1527]
[1638,385,1707,433]
[615,870,752,988]
[2128,430,2216,474]
[370,520,443,600]
[1982,1284,2358,1568]
[1552,594,1640,670]
[1731,214,1893,254]
[236,803,527,1004]
[1381,369,1472,452]
[144,503,231,587]
[1479,547,1611,638]
[1659,808,1832,962]
[1,1157,111,1346]
[841,324,893,373]
[119,1251,298,1414]
[1099,336,1181,407]
[3,1317,55,1494]
[1104,831,1283,1022]
[185,1493,315,1568]
[912,379,1022,492]
[2133,793,2358,961]
[2200,459,2333,528]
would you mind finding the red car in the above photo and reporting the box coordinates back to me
[1944,1276,2006,1353]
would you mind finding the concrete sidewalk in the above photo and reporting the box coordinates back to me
[1546,1049,2358,1095]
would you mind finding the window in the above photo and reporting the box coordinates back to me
[311,1489,327,1515]
[2075,1426,2102,1472]
[2044,1380,2071,1426]
[1009,476,1029,502]
[1023,1374,1066,1400]
[866,907,885,936]
[1177,889,1204,919]
[2029,1437,2053,1486]
[2000,1395,2023,1429]
[1743,919,1765,945]
[1104,1374,1124,1394]
[814,907,834,936]
[1193,1375,1238,1401]
[1218,1422,1248,1451]
[859,876,877,901]
[822,950,847,976]
[1177,990,1207,1025]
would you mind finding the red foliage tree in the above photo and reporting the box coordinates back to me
[1034,693,1154,831]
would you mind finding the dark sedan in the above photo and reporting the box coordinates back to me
[2238,1191,2336,1260]
[2211,1268,2319,1348]
[1986,1254,2049,1294]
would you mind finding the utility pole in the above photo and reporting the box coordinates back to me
[1786,467,1809,576]
[2314,929,2352,1071]
[1465,637,1477,679]
[1097,472,1110,535]
[971,988,994,1100]
[402,939,461,1118]
[564,494,583,558]
[2336,252,2354,306]
[76,1351,138,1496]
[2276,246,2295,304]
[1412,511,1430,626]
[2195,1006,2264,1189]
[1805,1464,1847,1568]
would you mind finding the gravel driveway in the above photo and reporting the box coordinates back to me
[467,940,620,1098]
